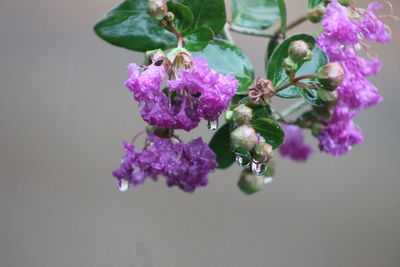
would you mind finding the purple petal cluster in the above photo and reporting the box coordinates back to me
[278,124,313,162]
[125,56,238,131]
[316,0,391,155]
[112,134,217,193]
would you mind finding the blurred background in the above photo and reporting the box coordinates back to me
[1,0,399,266]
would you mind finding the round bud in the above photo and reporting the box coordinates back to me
[230,125,258,151]
[237,169,264,195]
[306,5,326,23]
[233,104,253,125]
[288,40,312,62]
[282,57,299,73]
[164,12,175,22]
[253,143,273,163]
[225,110,234,122]
[317,62,345,91]
[311,122,325,137]
[159,19,168,27]
[147,0,168,20]
[338,0,354,6]
[317,88,339,103]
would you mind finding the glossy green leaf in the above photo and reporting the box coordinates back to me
[209,123,236,169]
[277,0,287,37]
[179,0,226,35]
[192,39,255,95]
[232,0,280,30]
[94,0,177,52]
[167,1,193,34]
[184,26,214,51]
[94,0,226,52]
[250,118,284,149]
[308,0,324,9]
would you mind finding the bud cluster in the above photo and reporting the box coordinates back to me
[147,0,174,23]
[283,40,313,72]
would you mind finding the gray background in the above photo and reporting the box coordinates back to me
[1,0,399,266]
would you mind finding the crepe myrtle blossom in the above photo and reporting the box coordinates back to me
[278,124,313,162]
[112,133,217,193]
[124,55,238,131]
[316,0,392,155]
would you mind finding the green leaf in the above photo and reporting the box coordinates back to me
[209,123,236,169]
[192,39,255,95]
[250,118,284,149]
[277,0,287,37]
[167,1,194,34]
[231,0,280,30]
[184,26,214,51]
[266,34,328,102]
[266,35,280,61]
[308,0,324,9]
[94,0,177,52]
[94,0,226,52]
[179,0,226,35]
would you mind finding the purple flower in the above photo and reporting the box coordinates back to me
[124,56,238,131]
[112,134,217,193]
[315,0,391,155]
[278,124,313,162]
[318,105,364,156]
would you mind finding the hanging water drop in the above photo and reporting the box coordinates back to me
[251,160,268,176]
[264,177,273,184]
[118,179,129,192]
[236,155,249,167]
[207,120,218,131]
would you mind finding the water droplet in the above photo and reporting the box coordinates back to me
[118,179,129,192]
[207,120,218,131]
[236,156,250,167]
[251,160,268,175]
[264,177,273,184]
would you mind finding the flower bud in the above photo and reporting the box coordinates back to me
[317,88,338,103]
[225,110,234,122]
[311,122,324,137]
[167,47,193,70]
[306,5,326,23]
[164,11,175,22]
[237,169,264,195]
[230,125,258,151]
[147,126,172,138]
[282,57,299,73]
[253,143,273,163]
[147,0,168,20]
[317,62,345,91]
[338,0,354,6]
[288,40,312,62]
[233,104,253,125]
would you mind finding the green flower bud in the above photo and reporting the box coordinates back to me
[147,0,168,20]
[225,110,234,122]
[164,11,175,22]
[311,122,325,137]
[317,88,339,103]
[338,0,354,6]
[317,62,345,91]
[282,57,299,73]
[233,104,253,125]
[306,5,326,23]
[237,169,264,195]
[230,125,258,151]
[288,40,312,62]
[253,143,273,163]
[147,126,172,138]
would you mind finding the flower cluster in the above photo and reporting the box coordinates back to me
[316,0,392,156]
[112,134,217,193]
[125,56,238,131]
[278,124,313,162]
